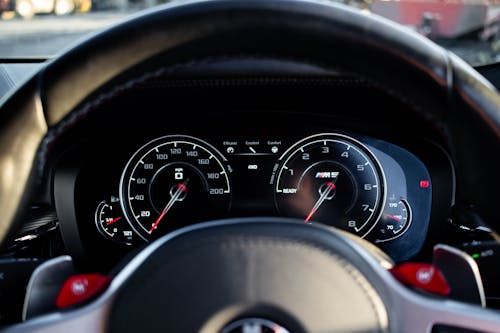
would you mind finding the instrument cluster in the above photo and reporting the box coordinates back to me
[55,131,434,262]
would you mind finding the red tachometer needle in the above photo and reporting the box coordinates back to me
[304,182,336,223]
[149,180,189,233]
[106,216,122,226]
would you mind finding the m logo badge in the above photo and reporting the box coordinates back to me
[220,318,290,333]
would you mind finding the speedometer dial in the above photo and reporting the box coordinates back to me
[120,135,231,241]
[274,133,385,237]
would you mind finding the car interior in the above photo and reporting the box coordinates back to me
[0,0,499,332]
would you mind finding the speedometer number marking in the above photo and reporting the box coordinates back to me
[120,136,231,242]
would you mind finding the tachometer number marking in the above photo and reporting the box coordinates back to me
[274,133,385,237]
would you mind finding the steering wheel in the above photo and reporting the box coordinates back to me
[1,0,500,332]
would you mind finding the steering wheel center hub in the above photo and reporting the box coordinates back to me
[107,219,388,333]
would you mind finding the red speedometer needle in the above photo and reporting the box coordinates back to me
[106,216,122,226]
[149,180,189,233]
[304,182,336,223]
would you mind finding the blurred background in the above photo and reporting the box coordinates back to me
[1,0,500,65]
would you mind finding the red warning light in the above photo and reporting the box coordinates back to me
[420,180,430,188]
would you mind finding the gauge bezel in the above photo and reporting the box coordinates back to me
[375,199,412,243]
[119,135,232,242]
[274,132,386,238]
[95,200,115,240]
[94,199,134,245]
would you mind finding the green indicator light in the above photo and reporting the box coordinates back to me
[472,253,480,259]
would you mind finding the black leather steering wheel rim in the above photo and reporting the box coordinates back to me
[0,1,500,331]
[6,218,500,333]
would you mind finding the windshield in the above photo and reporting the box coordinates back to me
[0,0,499,66]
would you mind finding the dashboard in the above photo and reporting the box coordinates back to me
[55,134,415,263]
[49,74,455,266]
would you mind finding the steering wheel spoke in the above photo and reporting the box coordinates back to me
[390,285,500,332]
[4,220,500,333]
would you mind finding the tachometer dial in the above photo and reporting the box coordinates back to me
[274,133,385,237]
[120,135,231,241]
